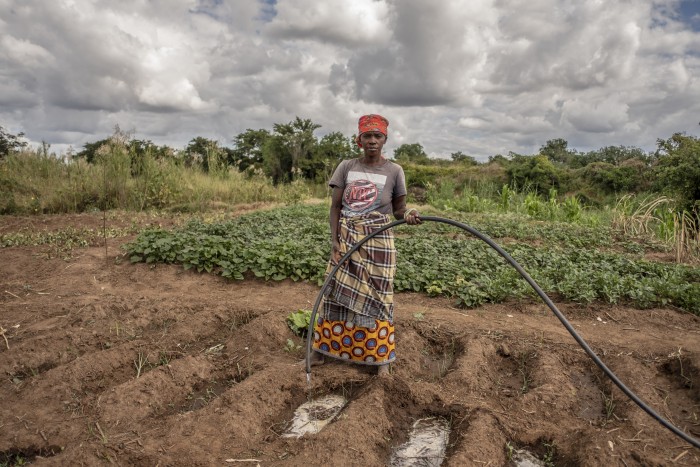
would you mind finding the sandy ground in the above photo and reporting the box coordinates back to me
[1,212,699,466]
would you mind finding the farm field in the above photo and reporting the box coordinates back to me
[1,207,699,466]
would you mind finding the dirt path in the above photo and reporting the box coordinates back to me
[1,213,699,466]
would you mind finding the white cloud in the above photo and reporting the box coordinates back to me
[138,78,210,111]
[0,35,54,67]
[263,0,392,46]
[331,0,497,107]
[560,97,629,133]
[0,0,698,159]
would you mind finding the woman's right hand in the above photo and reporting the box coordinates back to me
[331,240,342,265]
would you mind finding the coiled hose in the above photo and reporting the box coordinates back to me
[304,216,700,449]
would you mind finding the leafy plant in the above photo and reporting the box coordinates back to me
[504,441,515,461]
[284,338,302,352]
[542,441,557,467]
[287,309,312,337]
[124,204,700,315]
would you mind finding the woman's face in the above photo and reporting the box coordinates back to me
[359,131,387,156]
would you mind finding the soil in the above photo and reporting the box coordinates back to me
[1,211,699,466]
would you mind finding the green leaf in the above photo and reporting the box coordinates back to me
[286,309,311,337]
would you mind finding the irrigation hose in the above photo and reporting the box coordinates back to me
[304,216,700,449]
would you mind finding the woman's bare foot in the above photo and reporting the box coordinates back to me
[309,351,325,366]
[377,364,390,377]
[296,351,325,367]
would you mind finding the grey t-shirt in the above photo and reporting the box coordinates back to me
[329,158,407,217]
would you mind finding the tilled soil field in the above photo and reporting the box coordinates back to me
[1,213,699,466]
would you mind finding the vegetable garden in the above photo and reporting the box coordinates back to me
[1,204,699,465]
[125,204,700,313]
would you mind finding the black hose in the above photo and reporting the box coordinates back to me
[305,216,700,449]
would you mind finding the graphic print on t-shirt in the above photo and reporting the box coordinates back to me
[343,171,387,215]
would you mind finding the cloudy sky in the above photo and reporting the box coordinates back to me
[1,0,699,160]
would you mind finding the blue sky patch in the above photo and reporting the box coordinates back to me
[679,0,700,31]
[258,0,277,23]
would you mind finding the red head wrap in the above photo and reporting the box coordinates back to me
[358,114,389,136]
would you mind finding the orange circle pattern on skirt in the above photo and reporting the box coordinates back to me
[312,317,396,366]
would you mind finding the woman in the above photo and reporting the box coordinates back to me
[310,114,421,376]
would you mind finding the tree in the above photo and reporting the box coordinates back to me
[597,145,648,165]
[129,139,173,160]
[262,117,321,184]
[573,145,649,168]
[394,143,429,164]
[310,132,359,183]
[76,132,174,172]
[488,154,510,165]
[450,151,478,165]
[0,126,29,159]
[230,129,271,171]
[76,138,112,163]
[184,137,227,173]
[540,138,575,165]
[653,133,700,212]
[127,139,176,177]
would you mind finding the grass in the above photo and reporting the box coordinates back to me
[0,326,8,350]
[517,351,536,395]
[0,146,314,215]
[428,184,699,263]
[93,421,108,445]
[133,349,175,378]
[613,194,700,263]
[184,384,220,412]
[602,390,616,425]
[505,441,515,461]
[674,210,700,263]
[133,352,149,378]
[234,360,256,382]
[503,439,557,466]
[438,338,459,378]
[225,310,256,333]
[414,325,461,380]
[426,181,609,226]
[0,225,141,260]
[667,347,695,389]
[0,210,171,264]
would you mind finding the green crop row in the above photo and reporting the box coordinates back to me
[124,204,700,314]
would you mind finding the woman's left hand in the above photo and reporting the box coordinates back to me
[405,208,422,225]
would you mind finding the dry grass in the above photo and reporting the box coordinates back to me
[612,194,672,236]
[613,194,700,263]
[674,211,700,263]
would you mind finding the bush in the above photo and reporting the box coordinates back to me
[653,133,700,213]
[507,155,561,194]
[581,158,650,194]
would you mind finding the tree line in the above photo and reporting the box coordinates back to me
[1,119,698,213]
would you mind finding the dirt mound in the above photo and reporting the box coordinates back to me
[1,214,699,465]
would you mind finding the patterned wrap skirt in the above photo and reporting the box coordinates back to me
[312,212,397,366]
